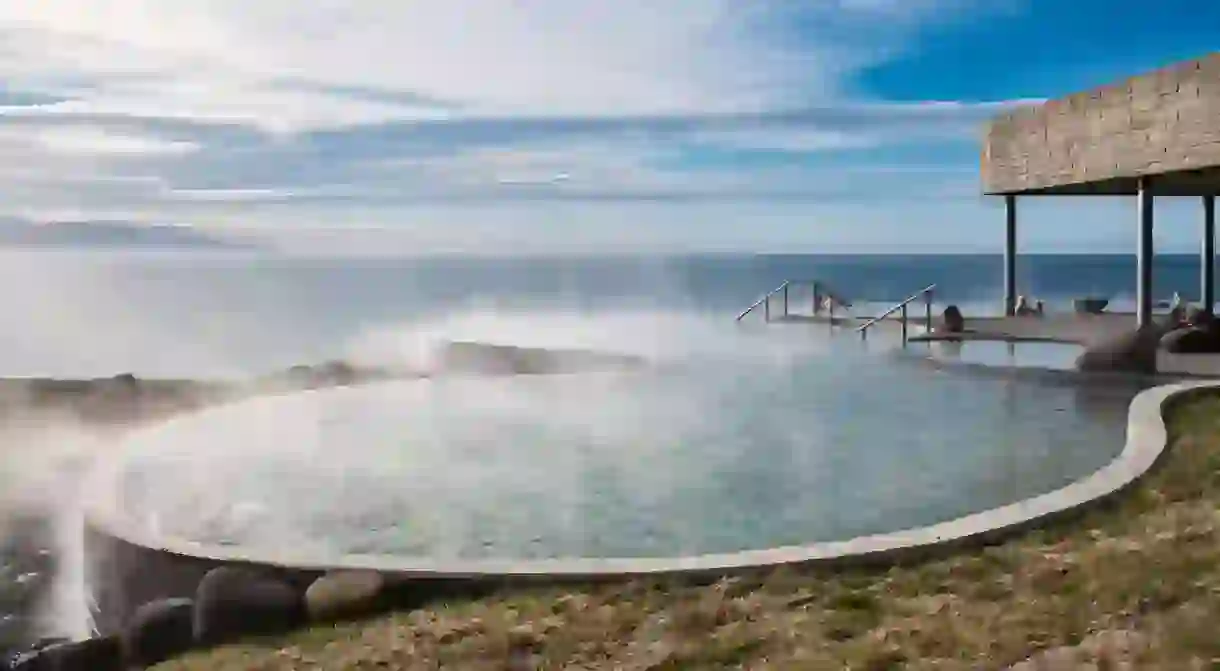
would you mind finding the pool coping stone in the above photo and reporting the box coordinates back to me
[80,379,1205,584]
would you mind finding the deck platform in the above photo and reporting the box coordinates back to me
[768,309,1220,377]
[914,313,1138,345]
[771,310,1134,345]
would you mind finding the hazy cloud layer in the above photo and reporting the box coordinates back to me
[0,1,1037,252]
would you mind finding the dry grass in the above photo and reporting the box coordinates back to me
[155,392,1220,670]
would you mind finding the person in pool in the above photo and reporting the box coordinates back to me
[937,305,966,334]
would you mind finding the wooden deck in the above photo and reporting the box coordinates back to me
[771,310,1135,344]
[916,313,1138,345]
[768,309,1220,378]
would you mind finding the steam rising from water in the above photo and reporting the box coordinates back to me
[342,308,829,371]
[0,249,810,640]
[0,422,113,641]
[108,311,841,559]
[0,253,1131,642]
[97,311,1126,562]
[1,297,829,639]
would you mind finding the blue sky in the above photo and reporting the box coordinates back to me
[0,1,1215,254]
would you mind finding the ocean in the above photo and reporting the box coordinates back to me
[0,250,1212,378]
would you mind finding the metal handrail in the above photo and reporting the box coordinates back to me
[855,283,936,345]
[734,279,851,322]
[735,282,791,321]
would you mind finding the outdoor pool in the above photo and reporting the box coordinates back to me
[921,339,1085,371]
[95,325,1141,562]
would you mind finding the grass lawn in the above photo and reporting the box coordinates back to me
[155,391,1220,670]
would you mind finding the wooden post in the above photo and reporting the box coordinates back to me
[1137,178,1155,329]
[1004,195,1017,317]
[1204,195,1216,311]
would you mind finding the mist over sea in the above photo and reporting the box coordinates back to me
[0,249,1210,379]
[0,247,1179,651]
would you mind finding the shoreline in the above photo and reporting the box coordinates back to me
[0,363,408,427]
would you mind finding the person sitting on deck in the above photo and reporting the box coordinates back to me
[820,294,850,313]
[1014,295,1044,316]
[1163,292,1189,327]
[936,305,966,334]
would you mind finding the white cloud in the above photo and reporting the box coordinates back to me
[0,1,778,129]
[166,188,292,202]
[689,128,879,152]
[0,0,1009,130]
[0,0,1037,251]
[5,78,449,135]
[32,125,199,156]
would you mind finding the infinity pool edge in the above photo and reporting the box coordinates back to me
[79,378,1198,637]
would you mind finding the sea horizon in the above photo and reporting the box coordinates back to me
[0,248,1207,380]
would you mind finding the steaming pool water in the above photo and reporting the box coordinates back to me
[921,340,1085,371]
[91,321,1142,563]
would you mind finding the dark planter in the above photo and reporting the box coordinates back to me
[1073,297,1109,314]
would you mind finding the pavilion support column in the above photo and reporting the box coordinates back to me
[1204,194,1216,311]
[1137,178,1155,329]
[1004,194,1017,317]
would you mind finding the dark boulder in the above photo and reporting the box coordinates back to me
[1159,325,1220,354]
[4,650,33,670]
[315,360,357,386]
[1075,325,1167,373]
[1073,297,1109,314]
[10,637,122,671]
[0,616,39,668]
[108,373,140,395]
[436,341,645,375]
[304,571,385,622]
[436,341,529,375]
[193,567,304,646]
[1,632,66,668]
[123,598,196,667]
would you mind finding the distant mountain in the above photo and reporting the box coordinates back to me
[0,220,256,250]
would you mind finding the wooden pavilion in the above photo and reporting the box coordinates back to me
[983,52,1220,326]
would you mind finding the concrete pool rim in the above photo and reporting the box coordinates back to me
[79,377,1205,583]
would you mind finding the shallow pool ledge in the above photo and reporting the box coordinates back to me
[80,380,1207,633]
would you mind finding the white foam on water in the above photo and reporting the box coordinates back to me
[0,421,112,641]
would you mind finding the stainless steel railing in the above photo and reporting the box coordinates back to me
[734,280,851,322]
[855,284,936,345]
